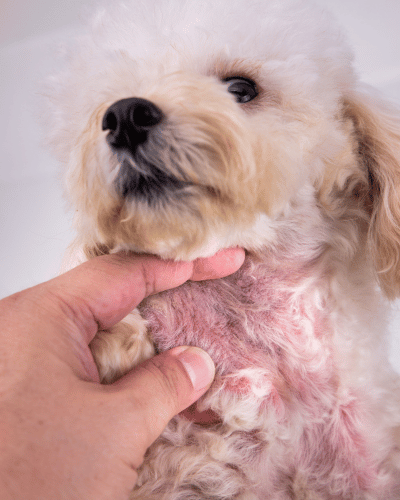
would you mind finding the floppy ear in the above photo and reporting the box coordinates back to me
[343,86,400,299]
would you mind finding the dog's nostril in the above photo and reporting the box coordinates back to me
[102,97,163,150]
[131,101,163,129]
[102,110,118,133]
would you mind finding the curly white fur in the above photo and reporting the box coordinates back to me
[45,0,400,498]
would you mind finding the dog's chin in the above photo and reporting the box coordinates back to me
[115,158,193,201]
[96,201,275,262]
[113,239,226,262]
[106,215,235,261]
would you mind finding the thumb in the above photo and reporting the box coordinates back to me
[112,347,215,451]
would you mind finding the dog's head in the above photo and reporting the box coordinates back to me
[46,0,400,297]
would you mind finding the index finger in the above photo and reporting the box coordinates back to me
[44,248,245,344]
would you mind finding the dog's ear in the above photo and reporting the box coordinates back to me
[343,87,400,298]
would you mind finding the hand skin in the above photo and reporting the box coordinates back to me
[0,249,245,500]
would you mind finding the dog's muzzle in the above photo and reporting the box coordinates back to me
[102,98,188,199]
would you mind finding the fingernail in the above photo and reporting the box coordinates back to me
[173,346,215,391]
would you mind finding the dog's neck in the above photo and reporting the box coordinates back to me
[140,249,343,384]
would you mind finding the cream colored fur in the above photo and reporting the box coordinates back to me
[45,0,400,498]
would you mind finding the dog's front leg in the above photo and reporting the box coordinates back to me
[90,309,155,384]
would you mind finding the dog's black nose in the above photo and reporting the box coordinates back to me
[102,97,163,151]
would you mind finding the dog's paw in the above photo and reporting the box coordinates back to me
[90,309,154,383]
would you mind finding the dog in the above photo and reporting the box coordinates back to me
[44,0,400,497]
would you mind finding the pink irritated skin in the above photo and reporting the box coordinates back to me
[141,256,333,406]
[140,254,380,492]
[297,397,378,492]
[336,399,378,490]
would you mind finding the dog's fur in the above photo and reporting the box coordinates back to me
[45,0,400,498]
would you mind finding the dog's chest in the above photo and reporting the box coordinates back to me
[140,256,334,403]
[138,258,386,495]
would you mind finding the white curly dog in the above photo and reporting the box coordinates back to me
[45,0,400,498]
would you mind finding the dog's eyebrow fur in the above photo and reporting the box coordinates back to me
[210,57,262,83]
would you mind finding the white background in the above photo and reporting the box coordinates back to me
[0,0,399,370]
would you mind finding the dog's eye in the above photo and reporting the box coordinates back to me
[224,77,258,104]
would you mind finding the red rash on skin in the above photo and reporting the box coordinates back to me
[140,256,379,485]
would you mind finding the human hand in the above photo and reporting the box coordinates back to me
[0,249,245,500]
